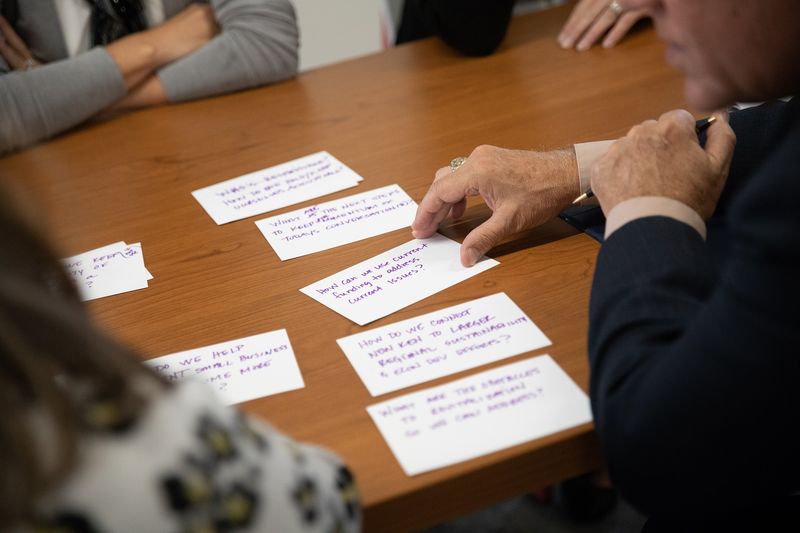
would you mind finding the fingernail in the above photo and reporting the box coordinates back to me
[558,35,570,48]
[466,248,481,267]
[576,41,589,51]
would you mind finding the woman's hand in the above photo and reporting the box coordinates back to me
[558,0,649,51]
[0,15,42,70]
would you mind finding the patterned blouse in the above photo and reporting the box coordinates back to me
[18,381,360,533]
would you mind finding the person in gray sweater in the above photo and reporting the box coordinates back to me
[0,0,299,156]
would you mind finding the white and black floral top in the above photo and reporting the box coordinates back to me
[20,381,359,533]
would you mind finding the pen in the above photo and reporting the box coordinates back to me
[571,115,718,205]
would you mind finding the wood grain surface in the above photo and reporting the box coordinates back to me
[0,3,692,531]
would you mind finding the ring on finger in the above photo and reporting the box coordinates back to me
[450,156,467,172]
[608,0,624,16]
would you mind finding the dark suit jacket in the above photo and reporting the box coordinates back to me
[396,0,516,56]
[588,100,800,531]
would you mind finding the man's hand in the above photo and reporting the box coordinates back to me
[558,0,649,51]
[0,15,42,70]
[411,146,580,267]
[591,109,736,219]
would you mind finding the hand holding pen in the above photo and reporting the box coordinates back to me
[572,115,719,205]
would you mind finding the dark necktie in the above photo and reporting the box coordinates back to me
[84,0,147,46]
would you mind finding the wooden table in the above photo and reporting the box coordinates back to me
[0,4,692,531]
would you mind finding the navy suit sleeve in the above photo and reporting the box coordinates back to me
[588,111,800,522]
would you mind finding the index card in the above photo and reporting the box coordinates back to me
[367,355,592,476]
[192,151,364,225]
[300,234,499,325]
[337,293,551,396]
[62,241,151,301]
[256,184,418,260]
[145,329,304,405]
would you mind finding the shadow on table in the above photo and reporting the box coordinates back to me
[436,204,583,261]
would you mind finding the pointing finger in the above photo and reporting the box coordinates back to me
[412,170,473,239]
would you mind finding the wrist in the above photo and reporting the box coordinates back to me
[540,148,582,210]
[105,35,160,90]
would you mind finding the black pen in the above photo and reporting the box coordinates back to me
[571,115,718,205]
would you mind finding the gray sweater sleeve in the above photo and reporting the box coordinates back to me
[157,0,299,103]
[0,48,126,156]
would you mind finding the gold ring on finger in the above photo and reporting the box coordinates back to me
[450,156,467,172]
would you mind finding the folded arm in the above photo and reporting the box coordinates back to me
[156,0,299,103]
[0,7,219,155]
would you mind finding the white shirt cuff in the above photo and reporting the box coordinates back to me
[604,196,707,240]
[574,140,615,193]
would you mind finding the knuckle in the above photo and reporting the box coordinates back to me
[434,167,449,181]
[661,108,692,123]
[470,144,495,158]
[628,120,656,137]
[627,123,646,137]
[430,177,447,194]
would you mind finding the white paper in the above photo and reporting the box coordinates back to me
[367,355,593,476]
[145,329,304,405]
[256,184,418,260]
[62,241,151,301]
[338,293,551,396]
[192,151,364,225]
[300,234,499,325]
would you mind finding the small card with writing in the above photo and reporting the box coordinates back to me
[145,329,304,405]
[338,293,551,395]
[256,184,417,260]
[62,241,152,301]
[300,234,499,325]
[192,151,364,225]
[367,355,592,476]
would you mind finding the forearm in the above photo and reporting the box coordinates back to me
[0,16,215,154]
[0,48,126,155]
[104,37,161,91]
[108,75,169,112]
[158,0,298,103]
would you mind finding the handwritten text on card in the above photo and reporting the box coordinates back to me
[145,330,304,405]
[300,234,499,325]
[257,184,417,260]
[192,151,363,225]
[367,355,592,475]
[338,293,551,395]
